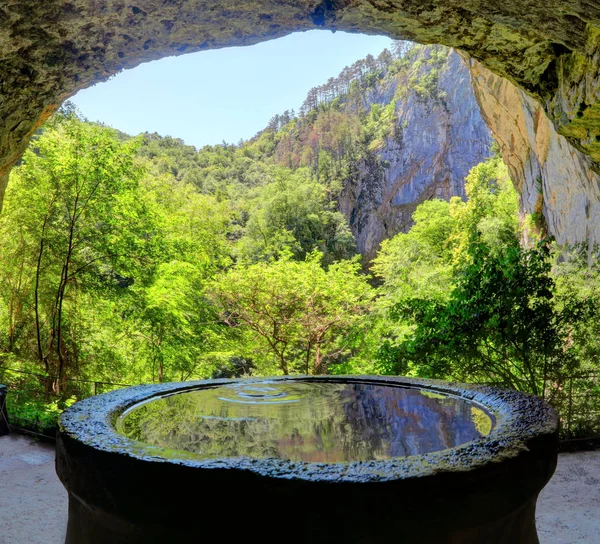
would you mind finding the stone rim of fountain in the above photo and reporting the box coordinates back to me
[58,375,557,483]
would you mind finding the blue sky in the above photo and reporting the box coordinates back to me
[71,31,393,149]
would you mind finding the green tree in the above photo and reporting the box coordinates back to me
[391,238,581,395]
[135,261,219,382]
[367,155,521,378]
[449,155,519,259]
[210,252,374,375]
[0,115,148,392]
[373,199,456,301]
[129,173,232,382]
[238,168,356,264]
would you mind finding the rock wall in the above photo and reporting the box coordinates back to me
[339,49,492,260]
[467,57,600,253]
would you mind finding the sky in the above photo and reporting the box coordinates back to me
[71,31,393,149]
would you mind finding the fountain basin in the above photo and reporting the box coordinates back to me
[56,376,558,544]
[0,384,8,435]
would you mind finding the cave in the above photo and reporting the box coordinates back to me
[0,5,593,541]
[1,0,600,248]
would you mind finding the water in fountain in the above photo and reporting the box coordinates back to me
[117,381,494,463]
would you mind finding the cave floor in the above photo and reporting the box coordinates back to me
[0,434,598,543]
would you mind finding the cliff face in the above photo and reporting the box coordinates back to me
[339,49,492,260]
[467,57,600,254]
[342,47,600,258]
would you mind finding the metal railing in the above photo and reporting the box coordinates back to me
[547,372,600,440]
[0,364,133,399]
[0,363,137,439]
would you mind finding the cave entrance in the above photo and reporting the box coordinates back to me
[1,0,598,200]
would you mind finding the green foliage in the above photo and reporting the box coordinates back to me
[0,113,234,392]
[373,199,456,301]
[450,155,519,258]
[392,239,579,395]
[370,156,595,407]
[0,355,76,435]
[364,101,398,151]
[210,251,375,375]
[552,249,600,371]
[0,114,149,393]
[0,97,372,397]
[7,395,75,436]
[406,45,449,103]
[0,45,598,443]
[237,168,356,265]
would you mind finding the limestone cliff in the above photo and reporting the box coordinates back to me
[338,48,492,260]
[467,57,600,254]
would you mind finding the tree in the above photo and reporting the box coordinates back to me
[1,114,148,392]
[210,252,374,375]
[129,173,232,382]
[368,154,560,388]
[391,238,581,396]
[237,168,356,265]
[372,199,456,302]
[136,261,216,382]
[449,155,519,259]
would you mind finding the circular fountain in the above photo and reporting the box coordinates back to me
[56,376,558,544]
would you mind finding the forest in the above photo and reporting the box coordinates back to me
[0,43,599,439]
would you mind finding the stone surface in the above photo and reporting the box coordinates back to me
[1,1,600,241]
[339,48,492,259]
[537,450,600,543]
[0,434,67,544]
[56,376,557,543]
[467,56,600,252]
[0,434,597,543]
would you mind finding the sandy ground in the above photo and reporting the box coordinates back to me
[0,435,67,544]
[537,450,600,543]
[0,434,598,544]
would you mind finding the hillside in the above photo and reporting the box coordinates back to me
[139,42,492,260]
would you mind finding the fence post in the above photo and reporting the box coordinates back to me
[0,384,9,436]
[94,382,98,396]
[567,376,574,436]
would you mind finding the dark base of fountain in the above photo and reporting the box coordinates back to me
[58,454,548,544]
[60,496,543,544]
[56,376,558,544]
[0,385,8,435]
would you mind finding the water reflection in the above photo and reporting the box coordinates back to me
[117,381,493,463]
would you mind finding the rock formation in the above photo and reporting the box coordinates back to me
[339,48,492,259]
[467,57,600,253]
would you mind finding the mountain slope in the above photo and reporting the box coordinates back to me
[335,47,492,259]
[138,44,493,260]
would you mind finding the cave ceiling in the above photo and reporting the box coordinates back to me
[1,0,599,206]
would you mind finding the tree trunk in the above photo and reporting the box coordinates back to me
[314,344,323,375]
[54,192,79,395]
[35,221,48,364]
[279,350,289,375]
